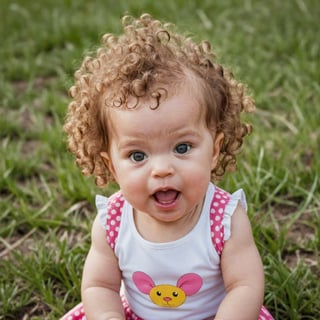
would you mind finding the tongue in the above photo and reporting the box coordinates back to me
[154,190,178,204]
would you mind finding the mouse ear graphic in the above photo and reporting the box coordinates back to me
[133,271,156,294]
[177,273,203,296]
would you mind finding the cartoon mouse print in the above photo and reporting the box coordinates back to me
[132,271,203,308]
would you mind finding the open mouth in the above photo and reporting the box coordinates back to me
[153,189,180,205]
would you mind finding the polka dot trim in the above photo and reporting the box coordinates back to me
[259,305,274,320]
[105,191,125,250]
[122,295,143,320]
[210,187,230,255]
[60,303,85,320]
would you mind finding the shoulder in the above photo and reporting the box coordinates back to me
[95,191,127,249]
[95,191,125,229]
[222,199,258,261]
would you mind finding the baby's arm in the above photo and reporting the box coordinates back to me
[81,215,125,320]
[215,203,264,320]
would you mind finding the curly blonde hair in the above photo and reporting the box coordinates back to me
[64,13,255,187]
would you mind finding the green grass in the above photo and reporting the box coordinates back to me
[0,0,319,319]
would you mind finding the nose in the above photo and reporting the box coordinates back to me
[151,155,174,178]
[163,297,172,302]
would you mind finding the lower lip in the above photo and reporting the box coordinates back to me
[153,196,179,210]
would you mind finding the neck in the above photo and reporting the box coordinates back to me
[133,200,204,243]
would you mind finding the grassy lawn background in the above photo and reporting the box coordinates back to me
[0,0,319,319]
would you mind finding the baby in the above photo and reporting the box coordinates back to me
[62,13,273,320]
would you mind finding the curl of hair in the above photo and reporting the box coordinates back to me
[64,13,256,187]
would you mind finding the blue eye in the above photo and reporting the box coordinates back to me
[175,143,191,154]
[130,151,146,162]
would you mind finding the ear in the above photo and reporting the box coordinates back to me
[211,132,224,170]
[132,271,155,294]
[177,273,203,296]
[100,151,117,180]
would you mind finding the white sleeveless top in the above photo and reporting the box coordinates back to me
[97,183,247,320]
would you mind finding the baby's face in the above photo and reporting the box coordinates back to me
[101,85,223,224]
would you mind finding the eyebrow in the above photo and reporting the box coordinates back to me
[168,127,202,139]
[117,128,202,149]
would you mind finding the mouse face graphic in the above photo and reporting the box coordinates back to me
[149,284,187,307]
[133,271,203,308]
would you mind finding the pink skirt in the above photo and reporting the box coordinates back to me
[61,298,274,320]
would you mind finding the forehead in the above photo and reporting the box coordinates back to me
[107,85,206,138]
